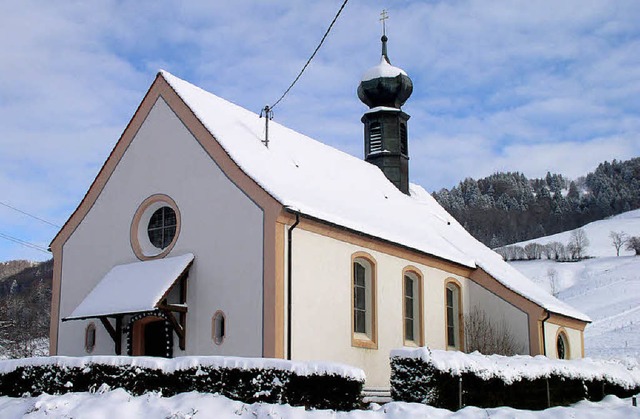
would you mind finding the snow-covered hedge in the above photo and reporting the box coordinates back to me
[390,348,640,410]
[0,356,365,410]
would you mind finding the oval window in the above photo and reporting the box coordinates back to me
[85,322,96,353]
[212,311,226,345]
[556,332,567,359]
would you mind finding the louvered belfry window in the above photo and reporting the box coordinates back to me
[369,122,382,153]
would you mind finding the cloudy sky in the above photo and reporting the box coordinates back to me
[1,0,639,262]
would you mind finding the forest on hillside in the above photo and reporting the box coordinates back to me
[432,158,640,247]
[0,260,52,358]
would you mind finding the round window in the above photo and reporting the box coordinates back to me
[147,206,177,249]
[131,194,181,260]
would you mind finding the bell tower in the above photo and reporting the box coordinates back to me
[357,12,413,194]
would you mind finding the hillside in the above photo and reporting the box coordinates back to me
[507,210,640,359]
[433,157,640,247]
[0,259,51,358]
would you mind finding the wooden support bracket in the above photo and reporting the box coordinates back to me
[99,316,122,355]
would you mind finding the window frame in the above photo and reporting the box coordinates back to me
[555,328,570,359]
[402,267,424,346]
[351,252,378,349]
[444,278,464,350]
[130,194,181,260]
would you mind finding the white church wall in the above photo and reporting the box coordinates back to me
[289,227,469,389]
[543,321,583,360]
[466,281,531,355]
[58,97,264,358]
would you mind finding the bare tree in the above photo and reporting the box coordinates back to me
[464,307,523,356]
[494,247,509,261]
[0,279,50,358]
[524,243,544,260]
[626,236,640,256]
[568,228,589,260]
[547,267,559,296]
[610,231,628,256]
[545,242,565,260]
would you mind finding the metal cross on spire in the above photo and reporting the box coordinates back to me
[380,9,389,36]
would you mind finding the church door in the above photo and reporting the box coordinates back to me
[131,316,172,357]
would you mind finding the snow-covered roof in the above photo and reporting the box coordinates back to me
[361,56,408,81]
[65,253,194,320]
[159,71,590,322]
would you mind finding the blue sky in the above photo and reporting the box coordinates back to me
[1,0,639,262]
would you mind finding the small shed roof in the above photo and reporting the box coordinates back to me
[65,253,194,320]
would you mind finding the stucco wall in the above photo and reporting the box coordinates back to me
[543,321,583,359]
[289,227,531,389]
[57,97,264,357]
[466,281,530,355]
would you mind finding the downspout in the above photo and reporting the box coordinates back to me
[286,213,300,360]
[541,310,551,356]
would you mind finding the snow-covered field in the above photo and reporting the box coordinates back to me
[510,209,640,359]
[0,389,638,418]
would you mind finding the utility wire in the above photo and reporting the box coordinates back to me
[0,201,61,228]
[269,0,350,110]
[0,232,50,254]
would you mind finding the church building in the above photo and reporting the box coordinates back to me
[49,35,590,389]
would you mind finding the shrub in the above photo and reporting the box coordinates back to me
[0,356,364,411]
[390,348,640,410]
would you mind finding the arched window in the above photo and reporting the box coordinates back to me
[212,310,226,345]
[556,329,569,359]
[352,253,377,349]
[445,280,463,350]
[403,268,423,345]
[85,322,96,353]
[369,122,382,153]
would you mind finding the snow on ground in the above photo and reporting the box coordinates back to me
[0,390,638,418]
[508,209,640,359]
[512,209,640,257]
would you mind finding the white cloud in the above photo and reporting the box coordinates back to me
[1,0,639,260]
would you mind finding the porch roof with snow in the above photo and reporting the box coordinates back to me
[64,253,194,320]
[158,71,589,322]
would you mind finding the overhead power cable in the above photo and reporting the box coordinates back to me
[269,0,350,110]
[0,232,50,254]
[0,201,61,228]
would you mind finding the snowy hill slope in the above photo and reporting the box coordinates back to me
[508,209,640,359]
[511,209,640,257]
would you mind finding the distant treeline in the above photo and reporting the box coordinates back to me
[433,157,640,247]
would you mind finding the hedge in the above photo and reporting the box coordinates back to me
[0,356,364,411]
[391,348,640,410]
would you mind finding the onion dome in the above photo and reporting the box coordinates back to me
[357,35,413,109]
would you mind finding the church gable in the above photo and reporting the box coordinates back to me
[50,75,284,357]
